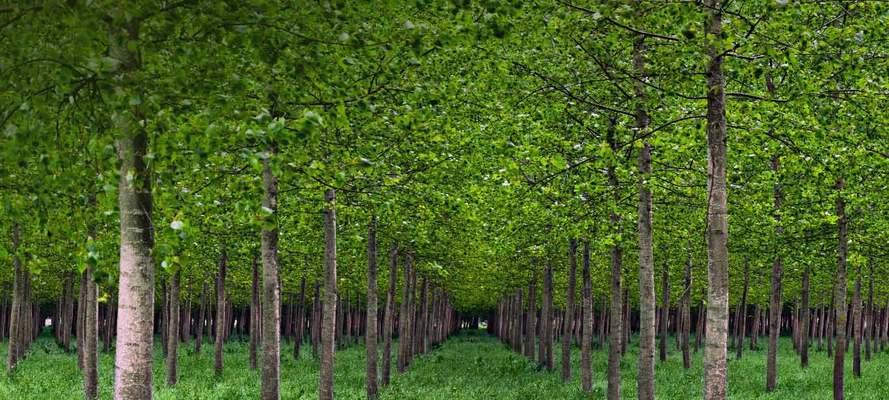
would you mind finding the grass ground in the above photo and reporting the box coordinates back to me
[0,330,885,399]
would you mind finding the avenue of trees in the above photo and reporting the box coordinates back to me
[1,1,887,400]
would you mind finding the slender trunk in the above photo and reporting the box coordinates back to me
[751,305,760,351]
[311,283,321,359]
[561,240,577,381]
[214,250,227,376]
[319,189,338,400]
[607,126,623,400]
[543,262,554,370]
[827,294,835,357]
[766,155,783,391]
[195,282,207,354]
[736,259,749,360]
[659,261,670,362]
[638,136,656,399]
[161,281,169,357]
[250,256,260,370]
[78,271,86,368]
[260,147,281,400]
[525,278,537,360]
[294,277,306,359]
[165,270,180,386]
[703,2,729,397]
[581,241,593,392]
[681,255,692,369]
[65,271,76,351]
[6,223,23,372]
[865,260,873,361]
[852,263,862,378]
[800,267,810,367]
[397,252,412,373]
[382,244,397,386]
[833,177,848,400]
[417,278,429,356]
[365,217,379,399]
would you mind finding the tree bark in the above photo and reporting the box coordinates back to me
[561,239,577,381]
[382,244,397,386]
[681,255,692,369]
[800,267,810,367]
[659,261,670,363]
[833,177,848,400]
[865,260,873,361]
[581,241,593,393]
[736,259,749,360]
[6,223,24,372]
[110,12,155,397]
[397,252,412,373]
[634,20,656,394]
[852,263,862,378]
[250,256,260,370]
[214,250,227,376]
[543,262,554,371]
[703,2,729,398]
[260,148,281,400]
[607,128,623,400]
[294,277,306,360]
[319,189,338,400]
[195,282,207,355]
[525,277,537,360]
[165,270,180,386]
[767,155,783,391]
[365,217,380,399]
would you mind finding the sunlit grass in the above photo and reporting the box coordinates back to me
[1,330,885,399]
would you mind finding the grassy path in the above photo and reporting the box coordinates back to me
[1,330,886,399]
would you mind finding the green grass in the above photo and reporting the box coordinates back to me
[1,331,886,399]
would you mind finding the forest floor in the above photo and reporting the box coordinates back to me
[0,330,886,399]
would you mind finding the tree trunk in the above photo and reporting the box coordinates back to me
[78,269,87,368]
[751,305,760,351]
[852,263,862,378]
[767,155,783,391]
[109,9,156,398]
[382,244,397,386]
[561,239,577,381]
[6,223,24,372]
[637,135,656,400]
[833,177,848,400]
[165,270,180,386]
[681,255,692,369]
[417,278,429,356]
[865,260,873,361]
[736,259,749,360]
[365,217,380,399]
[581,241,593,393]
[607,127,623,400]
[398,252,412,373]
[827,294,835,357]
[525,278,537,360]
[543,262,554,371]
[260,148,281,400]
[319,189,338,400]
[250,256,260,370]
[703,2,729,398]
[215,250,227,376]
[800,267,810,368]
[294,277,306,359]
[311,283,320,358]
[195,282,207,354]
[659,261,670,363]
